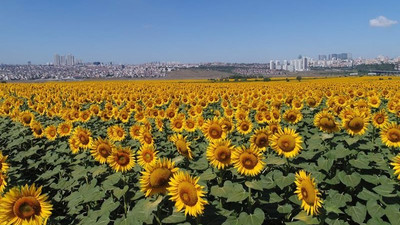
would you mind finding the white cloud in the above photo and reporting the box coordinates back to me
[369,16,398,27]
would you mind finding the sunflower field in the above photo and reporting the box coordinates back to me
[1,77,400,225]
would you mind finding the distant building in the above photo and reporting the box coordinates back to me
[269,60,276,70]
[54,54,61,66]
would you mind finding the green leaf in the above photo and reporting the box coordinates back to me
[373,184,396,197]
[226,183,248,203]
[245,180,264,191]
[265,155,286,165]
[162,212,186,224]
[345,203,366,224]
[277,204,293,214]
[210,181,233,198]
[293,211,319,224]
[357,188,380,201]
[260,173,276,189]
[274,171,295,189]
[317,158,334,172]
[237,208,265,225]
[268,192,283,203]
[385,204,400,225]
[113,185,128,199]
[338,171,361,187]
[200,168,216,181]
[366,200,384,219]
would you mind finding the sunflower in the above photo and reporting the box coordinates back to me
[44,125,58,141]
[270,127,303,158]
[390,154,400,180]
[342,111,369,136]
[232,146,265,177]
[170,117,185,133]
[30,121,44,138]
[19,111,34,126]
[57,122,73,137]
[68,136,81,154]
[0,151,9,174]
[203,118,226,142]
[313,111,340,133]
[0,184,52,225]
[129,124,142,140]
[206,139,234,169]
[184,118,197,132]
[71,127,93,149]
[381,123,400,148]
[107,125,126,142]
[140,158,179,197]
[236,119,253,135]
[137,145,158,168]
[90,138,114,164]
[0,173,7,193]
[250,127,270,152]
[170,134,192,159]
[372,109,388,129]
[107,146,135,173]
[368,96,381,108]
[294,170,323,216]
[283,108,303,124]
[139,129,154,146]
[268,121,281,135]
[220,117,234,134]
[167,171,208,217]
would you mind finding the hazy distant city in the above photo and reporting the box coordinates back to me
[0,53,399,81]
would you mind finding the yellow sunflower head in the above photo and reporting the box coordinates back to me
[381,123,400,148]
[107,146,135,173]
[342,111,369,136]
[30,121,44,138]
[170,134,192,160]
[137,145,158,168]
[139,129,154,146]
[57,122,73,137]
[140,158,179,197]
[19,111,34,126]
[314,111,340,133]
[250,127,270,152]
[270,127,303,158]
[44,125,58,141]
[203,118,226,141]
[0,151,10,174]
[206,139,234,169]
[283,108,303,124]
[0,184,52,224]
[90,138,114,164]
[129,124,142,140]
[372,109,388,129]
[71,127,93,149]
[167,171,208,217]
[390,154,400,180]
[170,117,185,132]
[294,170,323,216]
[232,146,265,177]
[0,173,7,193]
[107,125,126,142]
[184,118,197,132]
[236,119,253,135]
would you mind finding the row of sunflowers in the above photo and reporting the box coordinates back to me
[0,77,399,224]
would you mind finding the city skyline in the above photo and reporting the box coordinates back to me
[0,1,399,64]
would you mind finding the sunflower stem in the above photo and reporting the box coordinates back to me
[247,185,252,213]
[195,216,200,225]
[122,175,128,216]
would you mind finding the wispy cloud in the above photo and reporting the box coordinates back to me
[369,16,398,27]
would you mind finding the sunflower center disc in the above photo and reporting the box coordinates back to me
[98,144,111,157]
[144,133,152,144]
[215,146,230,163]
[150,168,171,188]
[116,154,129,166]
[13,196,41,219]
[176,140,188,154]
[79,135,89,145]
[144,153,153,162]
[209,124,222,139]
[179,182,198,206]
[376,116,384,124]
[348,117,364,132]
[278,135,296,152]
[240,152,258,169]
[388,129,400,142]
[255,133,268,148]
[241,124,249,131]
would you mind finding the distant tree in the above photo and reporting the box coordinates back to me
[286,78,290,82]
[296,76,302,82]
[263,77,271,82]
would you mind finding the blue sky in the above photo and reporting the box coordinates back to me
[0,0,399,64]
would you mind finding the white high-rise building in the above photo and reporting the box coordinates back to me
[54,54,61,66]
[269,60,276,70]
